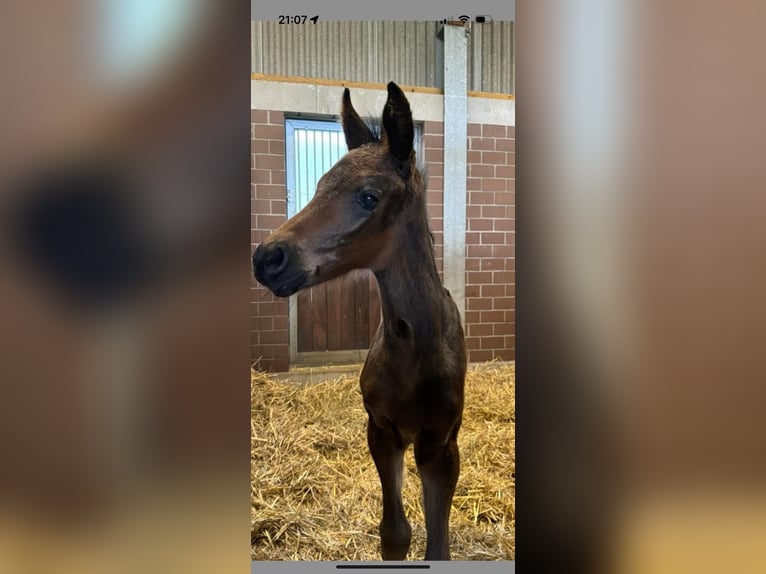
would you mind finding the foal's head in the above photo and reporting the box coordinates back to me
[253,82,423,297]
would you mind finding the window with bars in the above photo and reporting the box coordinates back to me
[284,117,422,216]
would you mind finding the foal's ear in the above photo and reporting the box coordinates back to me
[381,82,414,165]
[341,88,376,150]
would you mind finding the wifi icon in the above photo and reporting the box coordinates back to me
[458,15,471,23]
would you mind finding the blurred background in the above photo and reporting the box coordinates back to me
[0,2,250,572]
[2,0,766,572]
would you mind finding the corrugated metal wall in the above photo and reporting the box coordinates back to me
[252,21,514,94]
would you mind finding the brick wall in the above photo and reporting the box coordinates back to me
[464,123,516,362]
[251,110,515,371]
[423,121,445,277]
[251,110,289,372]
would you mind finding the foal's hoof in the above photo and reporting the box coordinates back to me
[379,520,411,561]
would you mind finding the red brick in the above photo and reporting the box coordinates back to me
[496,165,515,178]
[260,330,283,344]
[428,163,444,176]
[504,335,516,348]
[465,232,481,245]
[467,150,482,163]
[424,121,444,134]
[428,203,443,218]
[481,258,504,271]
[256,214,285,230]
[494,192,514,206]
[467,297,492,310]
[507,179,516,192]
[253,124,284,140]
[467,243,492,257]
[252,199,270,214]
[480,310,505,323]
[507,126,515,138]
[467,271,492,285]
[494,218,515,231]
[481,336,505,349]
[467,205,481,218]
[469,350,494,363]
[482,124,507,137]
[271,200,287,216]
[470,191,495,206]
[430,218,443,231]
[424,133,444,149]
[467,124,481,136]
[255,185,285,200]
[252,139,269,153]
[469,164,494,178]
[505,310,516,323]
[481,232,505,244]
[493,271,515,284]
[493,322,515,336]
[481,284,505,297]
[467,178,482,191]
[271,170,286,185]
[269,110,284,124]
[504,257,515,270]
[492,244,514,258]
[468,218,493,232]
[252,169,271,184]
[425,148,443,163]
[482,179,506,192]
[494,349,515,361]
[470,138,495,151]
[494,297,515,310]
[468,323,493,337]
[465,258,480,270]
[465,285,480,298]
[496,138,515,152]
[428,176,444,190]
[258,300,288,317]
[465,337,481,350]
[482,151,506,165]
[505,284,515,297]
[506,205,515,218]
[273,315,288,331]
[255,155,284,170]
[465,311,481,324]
[269,140,285,155]
[482,205,506,218]
[426,188,442,202]
[252,110,268,123]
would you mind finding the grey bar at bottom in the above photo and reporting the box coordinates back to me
[252,561,515,573]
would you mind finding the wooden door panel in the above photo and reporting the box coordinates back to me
[297,270,380,353]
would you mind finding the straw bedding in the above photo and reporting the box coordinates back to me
[251,361,515,561]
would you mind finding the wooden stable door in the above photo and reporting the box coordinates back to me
[285,118,381,364]
[296,271,381,353]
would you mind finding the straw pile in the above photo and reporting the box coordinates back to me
[251,361,515,561]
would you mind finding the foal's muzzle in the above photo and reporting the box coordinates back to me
[253,241,307,297]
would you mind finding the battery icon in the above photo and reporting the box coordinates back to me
[475,15,493,23]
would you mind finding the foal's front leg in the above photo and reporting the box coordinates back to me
[367,417,411,560]
[414,431,460,560]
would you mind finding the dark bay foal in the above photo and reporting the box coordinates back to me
[253,82,466,561]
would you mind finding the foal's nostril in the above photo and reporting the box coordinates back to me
[265,246,285,272]
[261,244,288,278]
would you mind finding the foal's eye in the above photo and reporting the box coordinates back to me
[359,192,379,211]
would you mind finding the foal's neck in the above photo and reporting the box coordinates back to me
[373,198,443,346]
